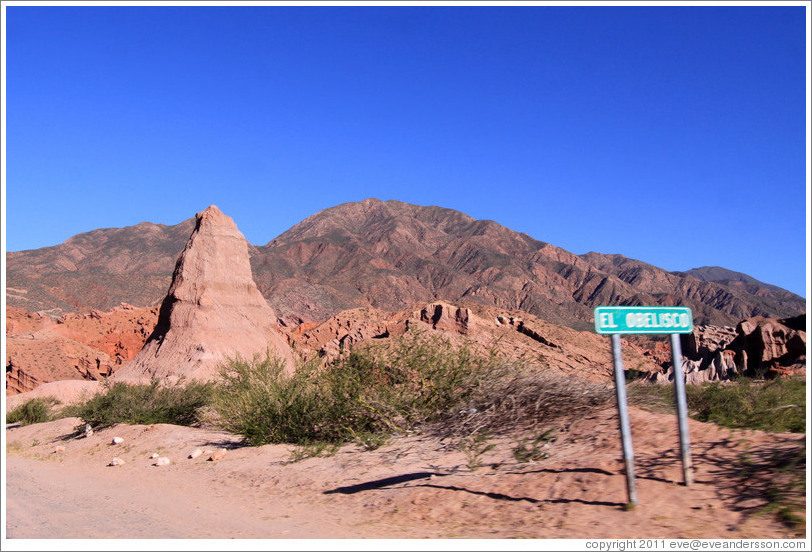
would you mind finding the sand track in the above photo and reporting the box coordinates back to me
[4,408,805,541]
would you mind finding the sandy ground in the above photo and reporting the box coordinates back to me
[3,406,806,543]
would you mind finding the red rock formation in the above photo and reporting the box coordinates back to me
[287,300,659,384]
[5,305,159,395]
[113,205,294,383]
[5,329,114,394]
[735,315,806,377]
[650,315,806,383]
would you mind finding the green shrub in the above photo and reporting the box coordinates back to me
[629,377,806,433]
[66,379,215,430]
[460,431,496,470]
[212,332,499,446]
[6,397,59,426]
[212,353,333,445]
[212,332,614,448]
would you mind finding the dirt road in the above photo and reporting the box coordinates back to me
[4,411,805,541]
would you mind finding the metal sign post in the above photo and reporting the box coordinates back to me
[595,306,695,506]
[611,333,638,506]
[670,333,693,486]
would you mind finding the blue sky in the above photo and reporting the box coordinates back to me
[3,2,809,298]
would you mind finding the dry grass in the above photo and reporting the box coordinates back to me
[430,364,613,437]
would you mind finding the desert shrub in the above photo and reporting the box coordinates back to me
[6,397,60,426]
[213,332,615,447]
[438,365,614,436]
[330,330,496,428]
[512,428,558,463]
[628,376,805,433]
[66,379,215,430]
[212,332,499,446]
[212,353,335,445]
[459,431,496,470]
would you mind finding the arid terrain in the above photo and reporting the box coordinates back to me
[5,405,805,539]
[4,201,807,543]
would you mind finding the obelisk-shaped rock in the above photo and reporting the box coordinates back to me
[114,205,294,382]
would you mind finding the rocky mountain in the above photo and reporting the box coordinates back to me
[6,219,195,315]
[6,199,806,331]
[672,266,801,299]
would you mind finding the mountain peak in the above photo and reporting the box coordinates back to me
[7,200,806,330]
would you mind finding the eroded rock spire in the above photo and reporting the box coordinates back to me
[114,205,294,382]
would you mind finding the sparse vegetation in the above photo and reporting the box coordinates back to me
[211,331,614,448]
[211,333,500,446]
[629,376,806,433]
[513,428,558,463]
[6,397,60,426]
[286,441,341,463]
[630,376,806,532]
[64,379,215,431]
[459,431,496,470]
[737,440,806,535]
[441,363,613,436]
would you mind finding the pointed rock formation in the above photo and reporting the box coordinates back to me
[114,206,294,382]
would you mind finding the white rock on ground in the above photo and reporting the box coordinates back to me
[208,448,227,462]
[111,437,124,445]
[153,457,171,467]
[189,448,203,459]
[108,457,125,467]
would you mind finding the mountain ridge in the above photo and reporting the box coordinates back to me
[6,199,805,330]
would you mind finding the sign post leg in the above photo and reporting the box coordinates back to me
[611,334,638,506]
[670,333,693,486]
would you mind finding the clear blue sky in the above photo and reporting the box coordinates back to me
[3,2,809,298]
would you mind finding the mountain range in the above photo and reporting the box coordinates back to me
[6,198,805,331]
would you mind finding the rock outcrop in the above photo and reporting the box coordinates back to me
[5,329,115,394]
[419,301,476,333]
[113,206,294,383]
[287,300,661,384]
[650,315,806,384]
[5,304,158,395]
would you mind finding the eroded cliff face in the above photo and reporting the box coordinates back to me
[113,205,294,383]
[5,305,158,395]
[649,315,806,384]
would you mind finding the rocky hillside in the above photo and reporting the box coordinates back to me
[7,199,805,330]
[256,200,805,328]
[6,219,195,315]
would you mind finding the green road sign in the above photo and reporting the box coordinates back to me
[594,306,693,335]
